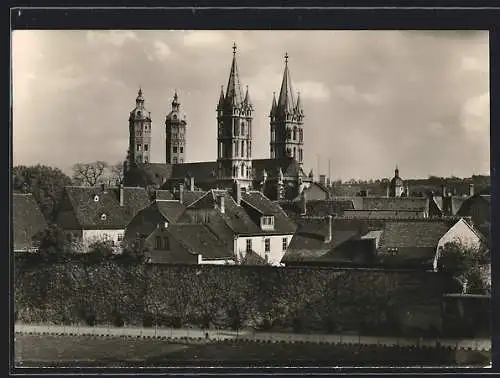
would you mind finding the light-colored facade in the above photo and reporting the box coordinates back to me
[234,233,293,266]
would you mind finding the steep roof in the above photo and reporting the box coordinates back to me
[252,157,308,179]
[224,45,245,108]
[282,217,360,263]
[277,53,297,115]
[361,197,429,211]
[125,163,173,187]
[13,194,48,251]
[170,161,218,183]
[156,200,186,223]
[166,224,234,260]
[62,186,150,230]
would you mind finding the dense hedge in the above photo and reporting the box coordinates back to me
[14,260,447,336]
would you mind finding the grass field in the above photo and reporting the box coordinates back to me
[14,334,491,367]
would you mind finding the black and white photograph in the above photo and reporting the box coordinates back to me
[12,28,491,368]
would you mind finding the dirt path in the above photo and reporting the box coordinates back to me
[14,323,491,351]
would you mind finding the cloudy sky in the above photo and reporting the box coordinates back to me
[12,30,489,180]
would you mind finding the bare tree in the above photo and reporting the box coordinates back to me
[108,161,125,185]
[72,161,109,187]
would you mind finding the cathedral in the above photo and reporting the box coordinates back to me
[124,43,312,200]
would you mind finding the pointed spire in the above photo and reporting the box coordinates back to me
[295,91,303,115]
[225,42,244,108]
[277,52,295,115]
[395,165,399,177]
[243,85,253,110]
[217,85,225,110]
[270,92,277,116]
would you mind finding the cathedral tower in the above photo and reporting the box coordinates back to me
[216,43,254,190]
[165,91,187,164]
[128,88,152,165]
[270,53,304,166]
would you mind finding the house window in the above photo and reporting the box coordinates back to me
[241,140,244,157]
[164,237,170,250]
[293,127,297,140]
[94,195,99,202]
[137,144,142,151]
[100,213,107,221]
[241,164,245,177]
[265,238,270,252]
[144,144,148,151]
[241,121,245,135]
[173,146,178,153]
[282,237,288,251]
[155,236,162,250]
[117,234,124,242]
[180,146,184,153]
[179,158,183,163]
[173,157,178,164]
[246,239,252,253]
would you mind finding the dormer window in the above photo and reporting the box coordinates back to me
[260,215,275,230]
[101,213,107,221]
[94,195,99,202]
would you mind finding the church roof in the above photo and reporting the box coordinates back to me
[224,43,245,108]
[252,157,308,179]
[277,53,296,115]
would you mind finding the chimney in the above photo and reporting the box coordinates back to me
[179,183,184,204]
[189,176,195,191]
[319,174,326,186]
[441,184,446,198]
[300,189,307,215]
[119,183,124,207]
[469,183,475,197]
[232,180,241,205]
[217,195,225,214]
[325,215,332,243]
[386,183,390,198]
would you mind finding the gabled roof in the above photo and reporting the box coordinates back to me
[170,161,218,182]
[166,224,234,260]
[125,163,173,187]
[156,200,186,223]
[239,250,269,265]
[361,197,429,211]
[379,219,455,251]
[62,186,150,230]
[13,194,48,251]
[282,217,360,263]
[252,157,308,179]
[186,189,296,237]
[342,209,426,219]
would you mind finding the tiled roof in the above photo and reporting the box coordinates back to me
[379,220,454,251]
[154,190,174,201]
[252,157,308,179]
[277,199,355,219]
[342,209,426,219]
[282,217,360,263]
[175,190,208,206]
[170,161,218,182]
[125,163,173,187]
[239,250,269,265]
[125,200,186,240]
[187,189,296,236]
[361,197,429,211]
[166,224,234,260]
[62,186,150,230]
[318,238,377,265]
[13,194,48,251]
[156,200,186,223]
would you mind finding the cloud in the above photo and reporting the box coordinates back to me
[296,81,331,101]
[152,40,172,61]
[12,30,490,179]
[86,30,138,46]
[182,31,227,48]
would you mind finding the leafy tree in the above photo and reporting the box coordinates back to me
[86,238,115,263]
[13,165,73,223]
[120,236,150,263]
[32,224,72,262]
[108,161,126,185]
[72,161,108,187]
[437,241,490,294]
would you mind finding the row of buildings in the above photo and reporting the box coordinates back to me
[13,178,490,273]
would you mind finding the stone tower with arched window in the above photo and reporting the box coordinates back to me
[165,91,187,164]
[270,53,304,166]
[128,88,152,165]
[216,43,254,190]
